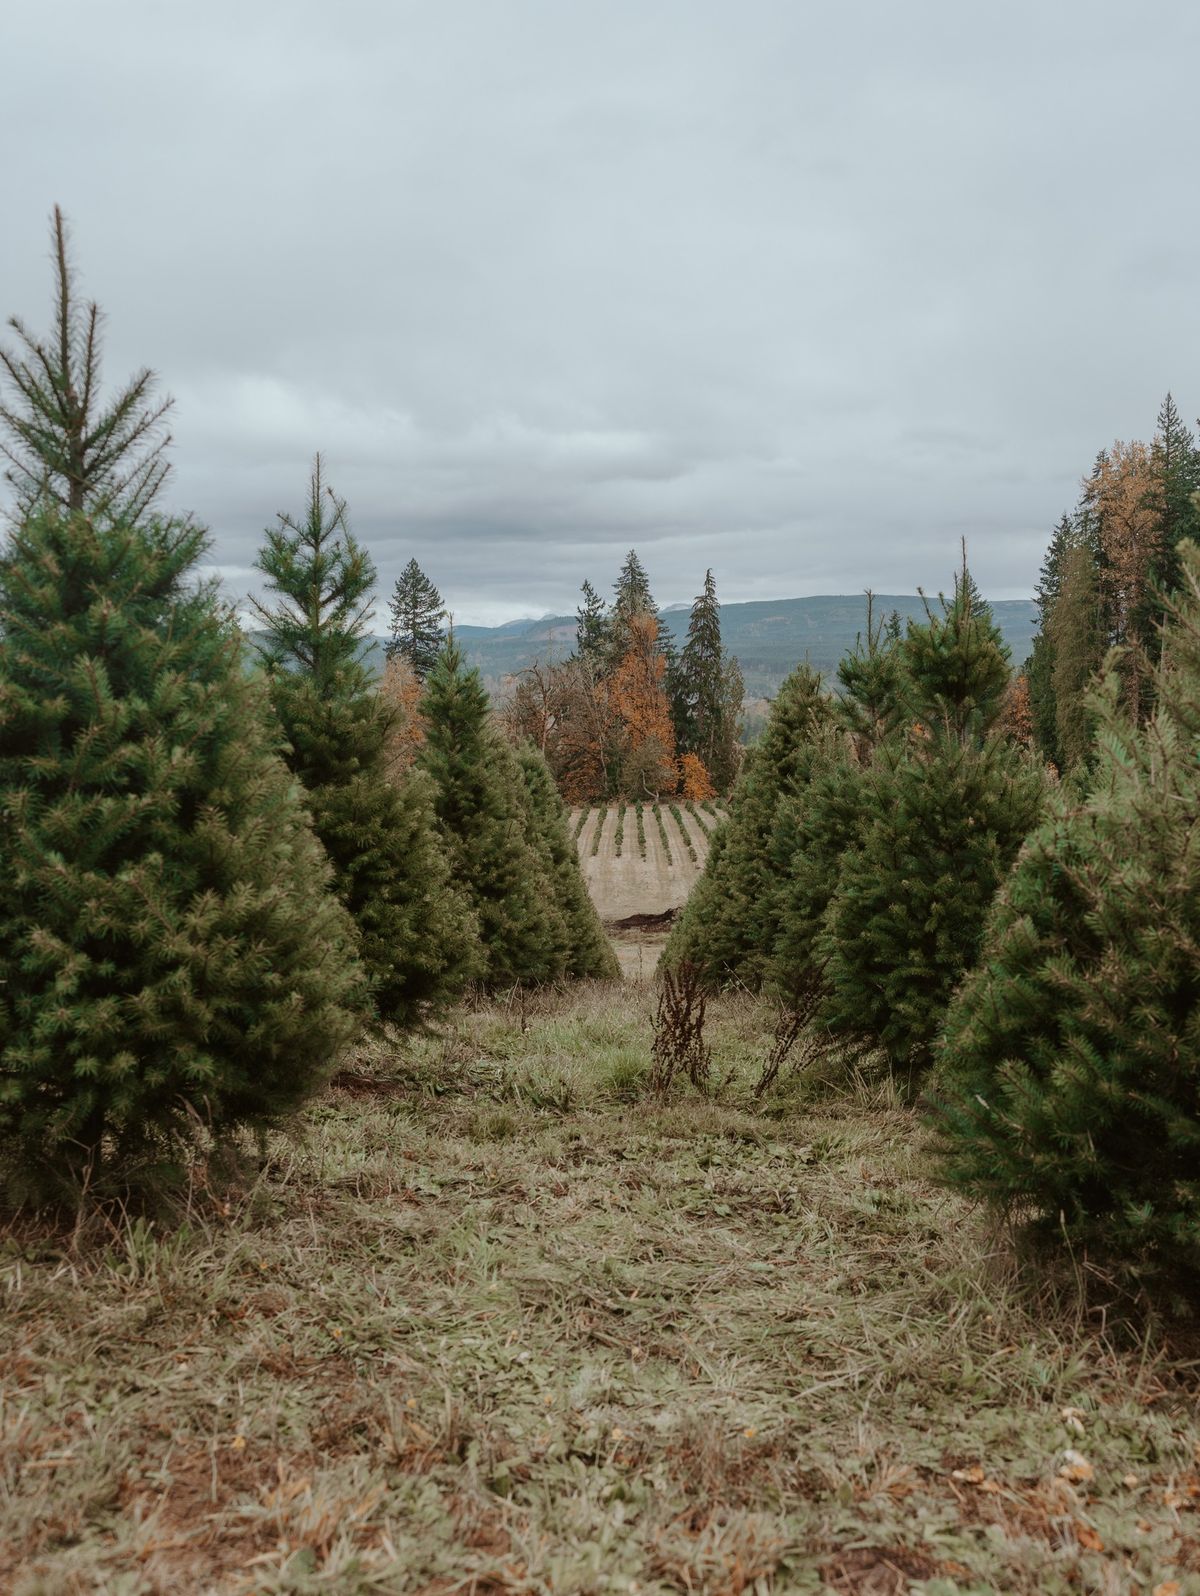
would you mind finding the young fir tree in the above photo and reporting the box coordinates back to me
[664,663,832,988]
[385,557,446,678]
[0,207,172,523]
[251,459,478,1026]
[677,570,744,794]
[933,541,1200,1285]
[0,508,364,1198]
[817,570,1045,1082]
[419,639,569,986]
[514,746,620,980]
[765,610,908,1009]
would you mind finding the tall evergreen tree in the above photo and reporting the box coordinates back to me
[0,507,364,1198]
[251,460,477,1026]
[385,557,446,678]
[678,570,744,793]
[0,207,172,523]
[1148,392,1200,599]
[574,579,609,662]
[1048,542,1101,771]
[609,549,658,661]
[420,639,568,986]
[933,541,1200,1285]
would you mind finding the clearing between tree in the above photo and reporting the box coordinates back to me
[572,801,723,977]
[4,984,1197,1595]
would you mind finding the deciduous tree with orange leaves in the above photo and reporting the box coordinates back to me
[612,612,678,797]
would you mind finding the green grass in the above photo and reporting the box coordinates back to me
[3,985,1199,1594]
[614,801,627,859]
[590,805,607,857]
[636,801,647,859]
[688,801,712,839]
[573,807,590,842]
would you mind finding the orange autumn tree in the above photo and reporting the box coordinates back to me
[1087,440,1159,716]
[678,751,716,801]
[378,654,426,783]
[611,611,677,797]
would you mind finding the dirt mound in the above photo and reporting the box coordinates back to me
[608,908,679,933]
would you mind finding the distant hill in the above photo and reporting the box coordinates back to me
[358,594,1038,699]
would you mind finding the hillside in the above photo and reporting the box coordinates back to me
[360,594,1039,698]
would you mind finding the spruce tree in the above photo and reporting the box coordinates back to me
[818,572,1045,1081]
[385,557,446,678]
[420,640,567,986]
[251,460,477,1026]
[514,746,619,980]
[664,663,832,987]
[1027,513,1075,767]
[1148,393,1200,599]
[933,542,1200,1284]
[609,549,658,662]
[0,508,364,1198]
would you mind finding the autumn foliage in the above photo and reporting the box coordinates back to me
[678,752,716,800]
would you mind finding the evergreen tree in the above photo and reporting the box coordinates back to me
[574,579,609,662]
[0,207,172,523]
[1049,542,1102,771]
[251,459,477,1026]
[765,614,907,1009]
[665,664,832,987]
[420,639,568,986]
[818,572,1045,1081]
[678,570,744,793]
[1028,513,1077,767]
[385,557,446,678]
[609,549,658,661]
[0,507,364,1198]
[514,746,619,980]
[933,541,1200,1284]
[1148,393,1200,599]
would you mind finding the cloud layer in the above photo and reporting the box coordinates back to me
[3,0,1198,623]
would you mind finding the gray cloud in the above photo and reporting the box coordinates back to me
[3,0,1198,624]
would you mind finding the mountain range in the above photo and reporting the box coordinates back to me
[363,593,1039,699]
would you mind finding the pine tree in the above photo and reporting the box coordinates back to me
[575,579,609,662]
[251,459,477,1026]
[933,541,1200,1285]
[0,207,172,523]
[818,571,1045,1081]
[0,507,364,1198]
[678,570,744,793]
[514,746,619,980]
[420,639,567,986]
[385,558,446,678]
[609,549,658,662]
[665,663,832,987]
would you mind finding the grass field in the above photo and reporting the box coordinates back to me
[3,984,1199,1594]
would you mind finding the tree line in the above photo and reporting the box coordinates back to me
[0,209,615,1202]
[504,552,744,804]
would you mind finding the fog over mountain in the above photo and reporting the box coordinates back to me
[3,0,1198,623]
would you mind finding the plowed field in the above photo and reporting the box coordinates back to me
[571,802,723,977]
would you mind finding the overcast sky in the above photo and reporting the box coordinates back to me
[3,1,1198,625]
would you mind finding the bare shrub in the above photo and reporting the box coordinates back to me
[650,962,711,1093]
